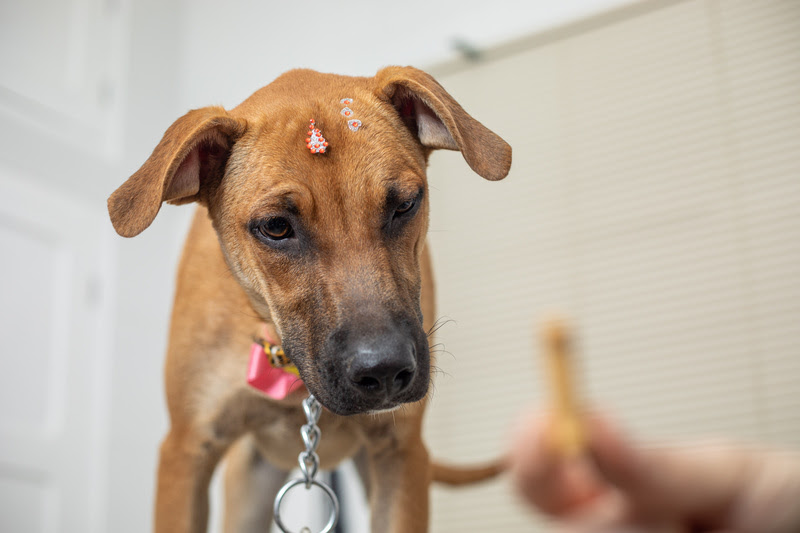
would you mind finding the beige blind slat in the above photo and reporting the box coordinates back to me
[423,1,800,531]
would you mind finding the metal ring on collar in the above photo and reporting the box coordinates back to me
[273,478,340,533]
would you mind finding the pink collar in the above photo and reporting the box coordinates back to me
[247,325,304,400]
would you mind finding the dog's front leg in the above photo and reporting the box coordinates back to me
[367,435,431,533]
[222,434,289,533]
[155,426,229,533]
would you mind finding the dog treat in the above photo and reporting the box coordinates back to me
[541,317,585,457]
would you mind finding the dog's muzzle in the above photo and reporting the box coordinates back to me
[309,318,430,415]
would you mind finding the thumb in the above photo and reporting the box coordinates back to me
[587,415,751,524]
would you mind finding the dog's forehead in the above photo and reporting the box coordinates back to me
[227,71,428,210]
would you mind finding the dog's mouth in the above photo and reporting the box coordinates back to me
[308,372,430,416]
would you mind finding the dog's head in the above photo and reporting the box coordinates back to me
[109,67,510,415]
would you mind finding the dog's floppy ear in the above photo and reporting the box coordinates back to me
[108,106,247,237]
[375,66,511,181]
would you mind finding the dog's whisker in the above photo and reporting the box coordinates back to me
[430,365,451,380]
[429,343,455,362]
[429,343,453,356]
[237,310,264,321]
[427,316,456,338]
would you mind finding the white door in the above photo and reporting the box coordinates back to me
[0,173,114,533]
[0,1,126,531]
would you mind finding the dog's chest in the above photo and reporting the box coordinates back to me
[250,407,363,471]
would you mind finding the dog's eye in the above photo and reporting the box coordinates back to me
[395,199,416,216]
[257,217,293,240]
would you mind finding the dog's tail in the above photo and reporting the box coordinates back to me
[430,455,508,486]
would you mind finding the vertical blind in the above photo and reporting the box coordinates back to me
[422,1,800,531]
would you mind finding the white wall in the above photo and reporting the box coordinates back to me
[176,0,637,109]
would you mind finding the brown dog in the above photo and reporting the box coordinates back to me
[108,66,511,533]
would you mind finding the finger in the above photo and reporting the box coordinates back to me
[552,501,686,533]
[586,415,752,522]
[554,524,681,533]
[583,414,646,490]
[511,410,606,515]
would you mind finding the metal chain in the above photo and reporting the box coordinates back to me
[273,394,340,533]
[299,395,322,487]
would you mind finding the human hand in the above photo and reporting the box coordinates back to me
[510,411,800,533]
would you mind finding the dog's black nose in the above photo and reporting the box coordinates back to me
[347,336,417,399]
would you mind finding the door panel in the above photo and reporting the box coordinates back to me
[0,172,114,533]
